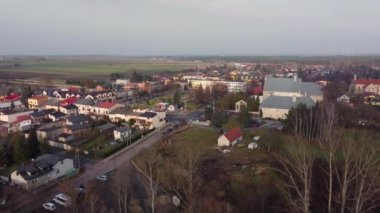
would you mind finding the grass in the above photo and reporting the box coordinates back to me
[171,127,219,150]
[0,58,207,77]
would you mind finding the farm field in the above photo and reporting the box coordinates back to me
[0,57,208,80]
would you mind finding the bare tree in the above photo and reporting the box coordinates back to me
[132,149,162,213]
[162,147,204,213]
[84,182,100,213]
[112,169,130,213]
[57,179,80,213]
[336,132,380,213]
[273,137,315,213]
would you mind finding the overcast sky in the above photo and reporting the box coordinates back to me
[1,0,379,56]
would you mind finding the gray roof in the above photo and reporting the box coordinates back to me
[109,107,131,115]
[96,123,118,131]
[66,114,90,124]
[115,127,131,133]
[264,77,322,96]
[75,98,94,106]
[16,154,63,180]
[260,96,316,110]
[65,123,91,131]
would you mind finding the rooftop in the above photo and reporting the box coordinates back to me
[223,127,243,143]
[260,96,315,110]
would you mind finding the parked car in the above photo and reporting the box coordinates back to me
[52,193,72,207]
[96,175,108,182]
[42,202,57,211]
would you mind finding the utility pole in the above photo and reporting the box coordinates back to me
[74,144,80,169]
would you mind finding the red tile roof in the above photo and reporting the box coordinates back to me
[60,97,78,106]
[4,93,21,101]
[96,101,116,109]
[355,79,380,85]
[223,127,243,143]
[12,115,31,124]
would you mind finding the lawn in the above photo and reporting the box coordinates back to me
[171,127,219,150]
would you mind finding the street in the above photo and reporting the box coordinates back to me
[11,124,169,213]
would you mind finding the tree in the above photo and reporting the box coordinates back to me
[238,106,251,128]
[162,147,204,213]
[112,169,130,213]
[173,89,182,106]
[84,182,101,213]
[211,83,228,100]
[204,107,213,120]
[25,131,40,159]
[211,110,226,128]
[194,85,205,105]
[273,137,315,213]
[21,85,32,105]
[12,133,28,163]
[132,149,163,213]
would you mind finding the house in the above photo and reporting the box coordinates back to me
[337,94,350,104]
[260,76,323,119]
[30,110,48,124]
[28,96,49,110]
[235,100,247,112]
[65,114,90,126]
[60,105,78,116]
[9,115,32,132]
[91,101,123,116]
[0,100,24,111]
[248,142,258,149]
[109,108,166,129]
[217,127,243,147]
[64,123,91,138]
[114,127,132,141]
[96,123,118,134]
[74,99,94,115]
[84,91,114,102]
[115,79,130,85]
[10,154,76,191]
[36,121,65,142]
[48,111,67,122]
[352,78,380,95]
[0,109,34,123]
[138,81,164,94]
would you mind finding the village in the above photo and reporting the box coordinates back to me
[0,59,379,212]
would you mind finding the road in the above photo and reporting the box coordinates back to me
[11,124,169,213]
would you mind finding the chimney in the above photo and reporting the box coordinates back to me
[354,74,357,81]
[293,73,297,82]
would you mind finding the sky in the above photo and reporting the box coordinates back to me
[0,0,379,56]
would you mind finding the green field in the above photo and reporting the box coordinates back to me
[0,57,208,79]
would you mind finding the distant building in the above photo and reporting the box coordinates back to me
[10,154,76,191]
[188,78,246,93]
[217,127,243,147]
[115,79,130,85]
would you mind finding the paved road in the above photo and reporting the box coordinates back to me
[12,124,169,213]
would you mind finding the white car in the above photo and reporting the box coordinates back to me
[96,175,108,181]
[42,202,56,211]
[52,193,72,207]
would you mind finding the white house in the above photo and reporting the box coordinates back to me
[9,115,32,132]
[109,108,166,130]
[235,100,247,112]
[217,127,243,147]
[10,154,76,191]
[114,127,132,141]
[337,94,350,104]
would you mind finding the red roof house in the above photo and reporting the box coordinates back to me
[218,127,243,147]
